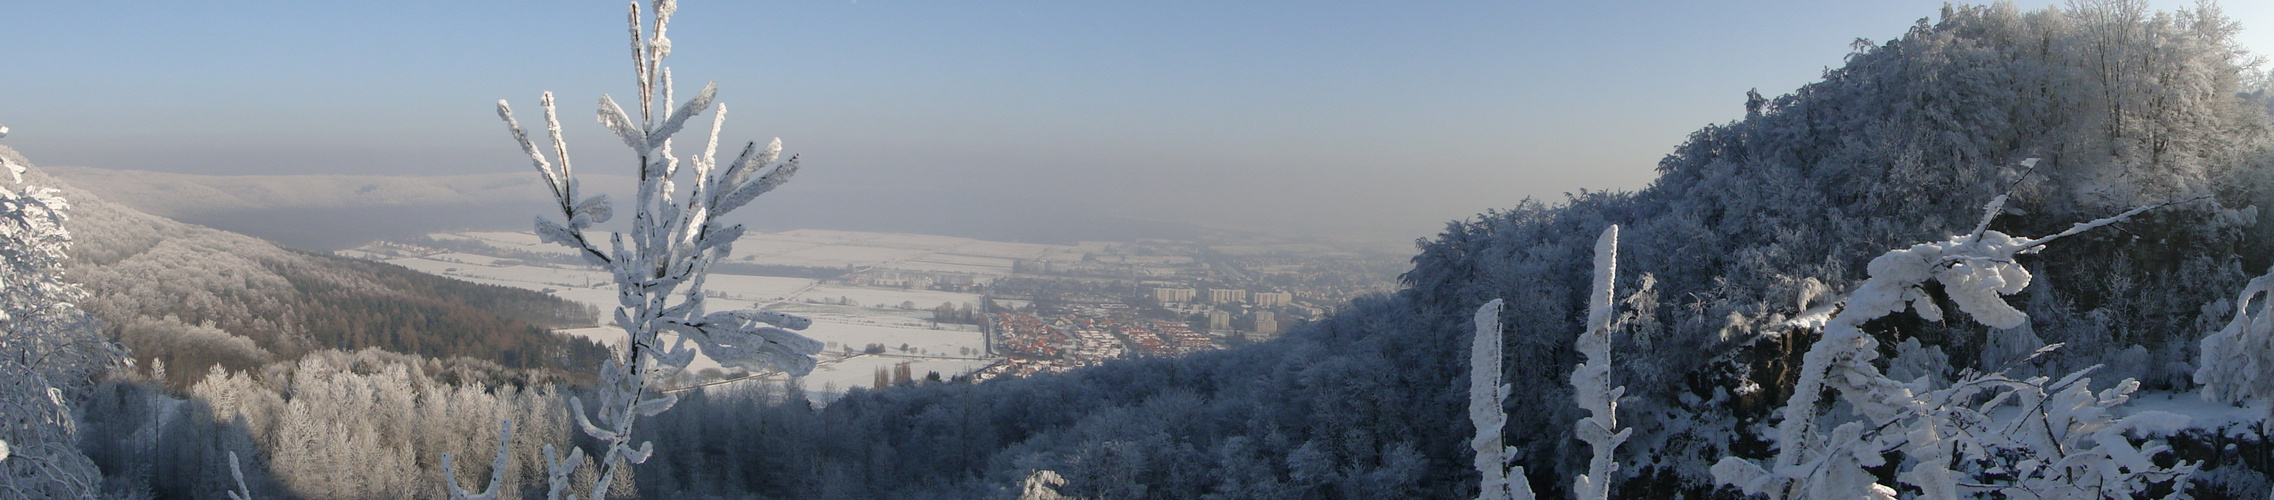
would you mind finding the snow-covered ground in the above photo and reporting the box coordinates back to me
[704,274,821,301]
[748,244,931,268]
[347,229,1010,394]
[386,257,612,289]
[2120,391,2266,431]
[790,284,981,311]
[805,322,984,357]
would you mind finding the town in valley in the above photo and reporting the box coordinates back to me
[340,228,1405,399]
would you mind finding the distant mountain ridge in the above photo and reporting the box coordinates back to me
[41,166,553,214]
[47,166,1223,249]
[2,148,609,387]
[42,166,644,251]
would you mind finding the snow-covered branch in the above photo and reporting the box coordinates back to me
[1571,226,1627,500]
[1469,299,1532,500]
[1712,190,2197,498]
[455,2,821,498]
[2195,267,2274,409]
[1472,225,1626,499]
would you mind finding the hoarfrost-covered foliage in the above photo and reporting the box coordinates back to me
[2195,267,2274,408]
[455,0,821,497]
[0,128,122,498]
[1712,194,2199,498]
[186,349,574,498]
[1386,1,2274,494]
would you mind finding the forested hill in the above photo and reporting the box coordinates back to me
[1400,2,2272,495]
[0,147,610,388]
[614,3,2274,498]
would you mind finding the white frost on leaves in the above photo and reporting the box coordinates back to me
[1570,226,1627,500]
[1017,470,1071,500]
[2196,269,2274,407]
[1714,186,2198,498]
[1848,196,2036,329]
[453,2,820,499]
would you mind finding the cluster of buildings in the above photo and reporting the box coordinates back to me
[991,312,1061,359]
[969,240,1404,383]
[1153,287,1292,307]
[974,312,1220,382]
[1160,287,1294,339]
[1118,320,1214,357]
[1152,287,1197,302]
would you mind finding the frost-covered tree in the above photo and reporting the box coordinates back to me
[447,1,823,499]
[0,125,125,498]
[1712,193,2199,498]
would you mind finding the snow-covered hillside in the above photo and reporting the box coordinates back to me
[3,149,609,388]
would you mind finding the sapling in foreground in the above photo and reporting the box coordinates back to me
[446,2,822,498]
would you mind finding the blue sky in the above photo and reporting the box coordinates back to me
[3,1,2268,242]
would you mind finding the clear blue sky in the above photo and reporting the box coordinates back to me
[3,1,2268,242]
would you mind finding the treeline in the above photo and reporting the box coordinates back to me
[932,302,981,324]
[285,252,609,378]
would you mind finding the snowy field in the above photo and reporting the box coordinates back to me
[350,229,1010,386]
[806,322,984,356]
[756,245,932,268]
[764,301,981,332]
[790,284,982,310]
[385,257,612,289]
[703,274,820,301]
[564,314,988,396]
[875,259,1012,275]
